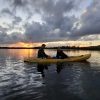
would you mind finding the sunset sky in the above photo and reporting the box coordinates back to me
[0,0,100,45]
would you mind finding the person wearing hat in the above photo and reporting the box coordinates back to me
[37,44,50,58]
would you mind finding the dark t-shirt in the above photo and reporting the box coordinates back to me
[56,50,68,59]
[38,48,48,58]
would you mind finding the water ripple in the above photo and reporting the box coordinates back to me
[0,57,44,100]
[0,50,100,100]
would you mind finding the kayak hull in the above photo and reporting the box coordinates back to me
[24,54,91,64]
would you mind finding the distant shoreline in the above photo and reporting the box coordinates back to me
[0,45,100,51]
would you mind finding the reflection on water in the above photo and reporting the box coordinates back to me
[8,49,37,58]
[37,63,49,78]
[56,63,65,73]
[0,49,100,100]
[36,62,92,100]
[1,49,100,62]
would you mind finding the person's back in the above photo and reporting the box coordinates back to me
[56,48,68,59]
[37,44,49,58]
[38,47,48,58]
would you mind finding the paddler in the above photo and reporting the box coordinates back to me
[37,44,51,58]
[56,48,68,59]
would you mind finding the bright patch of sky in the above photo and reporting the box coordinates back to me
[71,0,93,18]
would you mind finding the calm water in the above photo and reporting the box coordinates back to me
[0,49,100,100]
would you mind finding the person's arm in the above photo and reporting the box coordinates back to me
[42,50,49,58]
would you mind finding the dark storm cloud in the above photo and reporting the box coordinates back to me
[1,8,12,15]
[23,0,78,41]
[0,26,8,33]
[24,22,49,42]
[8,32,25,43]
[0,32,8,43]
[0,25,10,43]
[1,8,22,34]
[1,0,99,43]
[0,7,23,43]
[13,0,23,6]
[12,0,28,8]
[1,8,22,24]
[70,0,100,38]
[30,0,74,14]
[11,0,33,20]
[0,29,24,44]
[12,16,22,25]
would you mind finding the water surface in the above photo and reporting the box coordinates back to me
[0,49,100,100]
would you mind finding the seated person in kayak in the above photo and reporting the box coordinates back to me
[37,44,51,58]
[56,48,68,59]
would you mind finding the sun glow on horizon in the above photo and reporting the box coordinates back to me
[9,42,41,47]
[6,40,100,48]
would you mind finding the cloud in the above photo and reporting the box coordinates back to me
[0,26,8,33]
[8,32,25,43]
[24,22,48,42]
[0,27,24,43]
[23,0,77,41]
[11,0,28,8]
[1,8,12,15]
[12,16,22,25]
[0,26,11,43]
[0,32,8,43]
[0,0,99,43]
[78,35,100,41]
[1,8,22,24]
[71,0,100,38]
[1,8,22,35]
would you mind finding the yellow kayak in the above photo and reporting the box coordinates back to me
[24,54,91,64]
